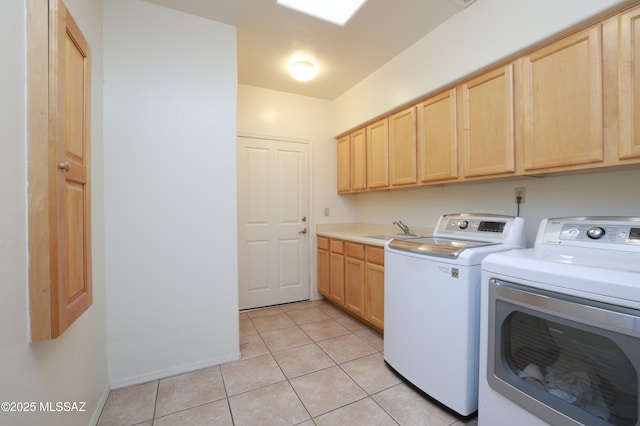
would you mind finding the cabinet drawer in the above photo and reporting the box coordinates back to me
[366,246,384,266]
[345,242,365,259]
[317,236,329,250]
[330,239,344,254]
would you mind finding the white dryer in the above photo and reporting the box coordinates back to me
[479,217,640,426]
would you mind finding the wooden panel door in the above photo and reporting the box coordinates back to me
[364,246,384,331]
[618,5,640,160]
[521,26,604,170]
[337,136,350,193]
[389,107,417,186]
[417,89,458,183]
[344,243,365,316]
[461,64,515,177]
[350,129,367,191]
[237,137,310,310]
[49,0,92,338]
[366,119,389,189]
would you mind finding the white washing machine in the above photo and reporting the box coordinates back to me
[384,213,526,416]
[479,217,640,426]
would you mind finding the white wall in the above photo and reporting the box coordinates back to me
[0,0,109,425]
[237,84,355,299]
[352,169,640,246]
[330,0,639,243]
[104,0,239,387]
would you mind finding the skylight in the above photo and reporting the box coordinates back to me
[276,0,368,26]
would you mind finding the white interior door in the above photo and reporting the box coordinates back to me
[237,136,310,310]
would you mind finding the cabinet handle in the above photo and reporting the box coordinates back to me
[58,162,70,171]
[299,228,307,234]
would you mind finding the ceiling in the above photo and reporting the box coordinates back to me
[142,0,473,100]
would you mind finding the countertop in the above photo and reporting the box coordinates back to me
[316,223,435,247]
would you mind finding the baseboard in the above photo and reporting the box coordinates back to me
[89,385,111,425]
[109,352,241,390]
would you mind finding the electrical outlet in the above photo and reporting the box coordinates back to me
[514,187,526,204]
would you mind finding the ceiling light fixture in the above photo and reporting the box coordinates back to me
[277,0,368,26]
[290,60,316,82]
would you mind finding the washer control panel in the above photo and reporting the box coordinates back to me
[434,213,526,246]
[540,217,640,251]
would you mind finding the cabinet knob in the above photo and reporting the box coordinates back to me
[58,162,70,171]
[299,228,307,234]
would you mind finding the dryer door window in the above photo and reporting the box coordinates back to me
[488,279,640,426]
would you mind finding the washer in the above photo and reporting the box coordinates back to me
[384,213,526,416]
[479,217,640,426]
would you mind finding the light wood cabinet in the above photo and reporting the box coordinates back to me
[335,4,640,194]
[350,128,367,191]
[329,239,345,304]
[344,243,365,316]
[337,136,350,193]
[28,0,93,341]
[317,237,330,296]
[417,89,458,183]
[364,246,384,330]
[521,25,604,171]
[317,236,385,331]
[366,119,389,189]
[618,5,640,160]
[389,106,417,186]
[460,63,515,178]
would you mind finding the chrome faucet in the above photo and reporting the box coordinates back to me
[393,220,410,235]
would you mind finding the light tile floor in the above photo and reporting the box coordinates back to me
[98,299,478,426]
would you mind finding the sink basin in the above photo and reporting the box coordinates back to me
[364,234,418,240]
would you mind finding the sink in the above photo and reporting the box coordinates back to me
[364,234,419,240]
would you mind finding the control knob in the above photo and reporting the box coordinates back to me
[457,220,469,230]
[586,226,605,239]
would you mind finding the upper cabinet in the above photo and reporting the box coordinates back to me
[417,89,458,183]
[461,64,515,178]
[520,25,604,172]
[337,135,350,193]
[389,106,417,186]
[366,119,389,189]
[337,128,367,193]
[618,5,640,160]
[350,128,367,191]
[335,3,640,194]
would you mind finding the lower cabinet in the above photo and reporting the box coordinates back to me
[364,246,385,330]
[317,236,384,332]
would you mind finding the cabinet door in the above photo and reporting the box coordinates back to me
[350,129,367,191]
[46,0,93,339]
[461,64,515,177]
[317,238,330,297]
[522,26,603,170]
[366,119,389,189]
[337,136,350,193]
[364,246,384,331]
[329,240,345,304]
[389,107,417,186]
[344,242,365,316]
[618,5,640,160]
[417,89,458,183]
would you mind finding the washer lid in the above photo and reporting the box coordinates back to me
[387,237,497,259]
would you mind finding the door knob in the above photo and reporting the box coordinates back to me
[58,161,70,171]
[299,228,307,234]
